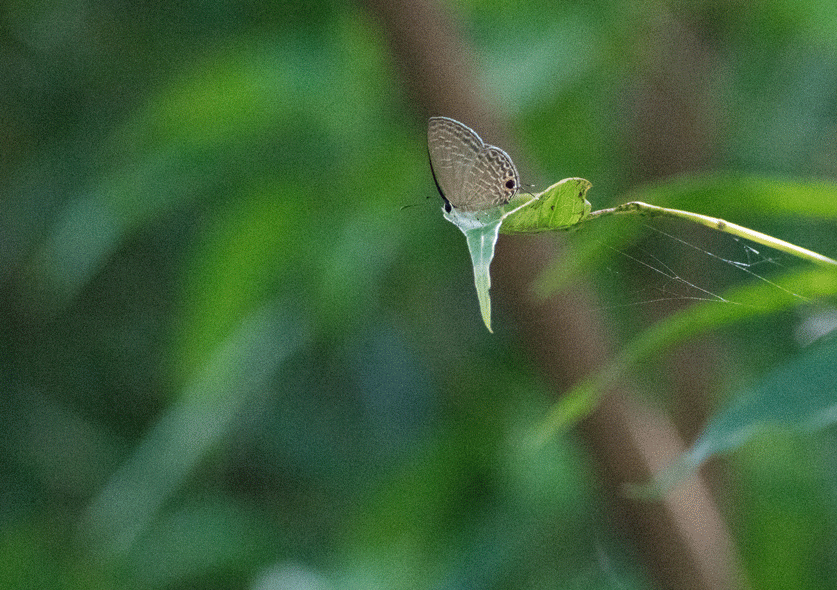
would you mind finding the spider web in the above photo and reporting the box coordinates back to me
[595,219,810,312]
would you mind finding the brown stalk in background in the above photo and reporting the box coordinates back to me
[361,0,744,589]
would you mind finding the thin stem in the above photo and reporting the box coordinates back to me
[586,201,837,268]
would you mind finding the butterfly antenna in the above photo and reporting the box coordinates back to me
[521,182,539,200]
[400,194,437,211]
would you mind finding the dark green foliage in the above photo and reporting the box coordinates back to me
[2,1,837,589]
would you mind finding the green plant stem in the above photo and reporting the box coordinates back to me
[586,201,837,267]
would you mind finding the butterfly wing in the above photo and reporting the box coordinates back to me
[428,117,484,210]
[462,146,520,211]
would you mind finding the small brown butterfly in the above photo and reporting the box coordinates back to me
[427,117,520,213]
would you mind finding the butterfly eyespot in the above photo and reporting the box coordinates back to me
[505,179,515,189]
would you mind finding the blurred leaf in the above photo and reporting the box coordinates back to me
[250,563,331,590]
[629,173,837,219]
[631,337,837,498]
[532,265,837,444]
[125,498,274,589]
[336,408,594,590]
[736,431,833,590]
[81,304,308,562]
[29,42,294,308]
[314,205,406,335]
[171,187,304,384]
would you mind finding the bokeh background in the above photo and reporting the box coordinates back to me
[3,1,837,589]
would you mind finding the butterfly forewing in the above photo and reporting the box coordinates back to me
[428,117,484,209]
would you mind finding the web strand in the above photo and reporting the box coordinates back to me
[641,223,808,302]
[591,220,812,313]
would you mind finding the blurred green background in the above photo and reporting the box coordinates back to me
[3,1,837,589]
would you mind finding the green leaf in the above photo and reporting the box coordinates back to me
[464,219,502,333]
[500,177,592,234]
[443,208,505,333]
[443,198,538,332]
